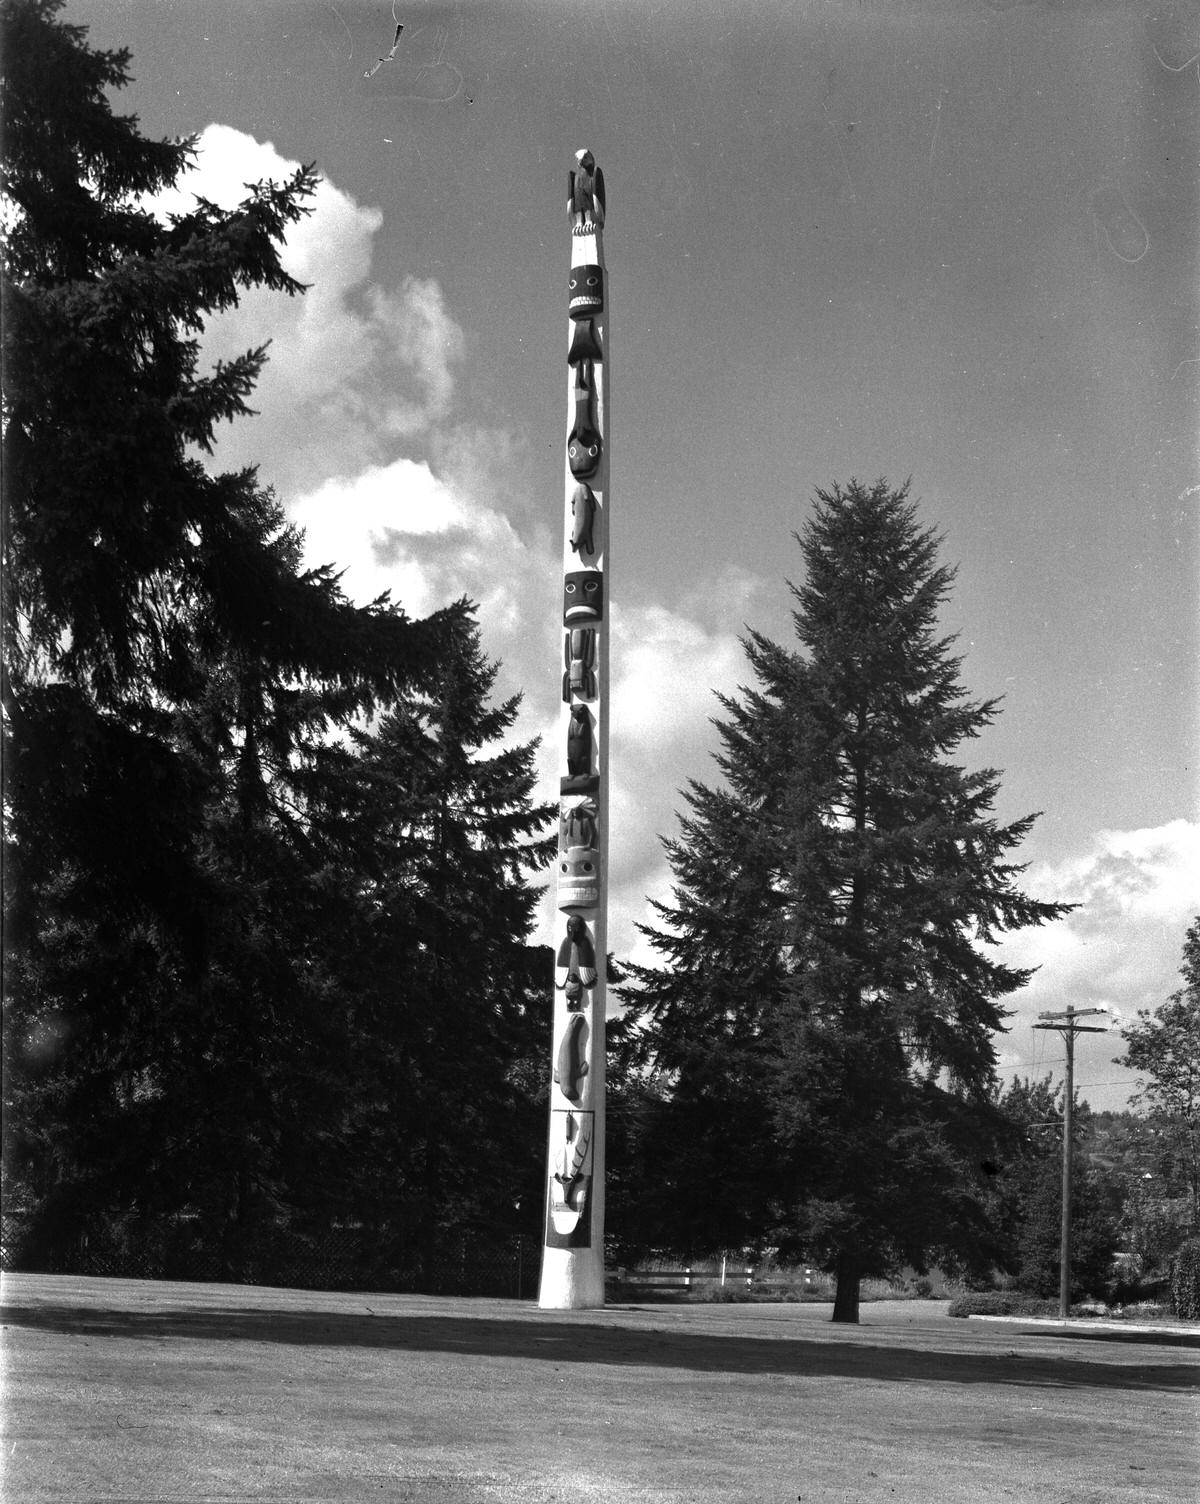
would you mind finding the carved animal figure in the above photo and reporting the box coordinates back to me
[555,1013,589,1100]
[566,704,591,774]
[562,703,597,794]
[563,626,596,702]
[570,484,597,558]
[568,148,606,233]
[568,319,602,367]
[556,913,598,989]
[550,1111,592,1233]
[561,799,597,850]
[568,362,601,477]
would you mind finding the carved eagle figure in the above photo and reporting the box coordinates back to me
[568,148,606,232]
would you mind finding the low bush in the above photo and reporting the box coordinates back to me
[948,1291,1062,1319]
[1169,1239,1200,1319]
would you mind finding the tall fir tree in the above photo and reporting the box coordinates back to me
[626,479,1071,1319]
[340,617,555,1282]
[0,0,463,1263]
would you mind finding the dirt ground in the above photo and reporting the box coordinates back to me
[2,1273,1196,1503]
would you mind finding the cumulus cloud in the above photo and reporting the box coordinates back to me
[992,820,1200,1107]
[291,458,536,626]
[147,124,466,495]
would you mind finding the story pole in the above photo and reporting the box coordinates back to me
[538,148,610,1309]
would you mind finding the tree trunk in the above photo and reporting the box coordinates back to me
[831,1251,860,1323]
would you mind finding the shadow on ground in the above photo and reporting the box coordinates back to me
[1036,1326,1200,1351]
[4,1302,1197,1393]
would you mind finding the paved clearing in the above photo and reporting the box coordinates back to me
[2,1273,1196,1502]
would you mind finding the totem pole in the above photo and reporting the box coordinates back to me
[538,149,609,1310]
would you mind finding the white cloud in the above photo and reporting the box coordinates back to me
[291,456,554,654]
[992,819,1199,1108]
[147,125,467,495]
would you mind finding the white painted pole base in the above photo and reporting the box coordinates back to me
[538,1244,606,1310]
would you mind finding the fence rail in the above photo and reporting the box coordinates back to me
[608,1265,820,1297]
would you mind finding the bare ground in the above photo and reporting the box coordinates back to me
[1,1273,1196,1503]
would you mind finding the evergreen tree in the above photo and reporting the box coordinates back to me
[0,0,462,1263]
[626,479,1070,1320]
[619,644,795,1256]
[340,617,555,1282]
[992,1077,1118,1301]
[1119,916,1200,1231]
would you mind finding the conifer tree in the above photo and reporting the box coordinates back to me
[0,0,463,1263]
[341,617,555,1282]
[627,479,1070,1319]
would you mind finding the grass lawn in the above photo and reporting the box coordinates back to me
[2,1273,1197,1503]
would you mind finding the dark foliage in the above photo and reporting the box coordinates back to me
[2,1,551,1279]
[1169,1239,1200,1320]
[1119,916,1200,1232]
[622,479,1071,1319]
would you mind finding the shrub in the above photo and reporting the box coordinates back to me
[1169,1239,1200,1319]
[948,1291,1062,1319]
[1107,1274,1169,1310]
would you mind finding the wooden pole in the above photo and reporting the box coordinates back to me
[1060,1016,1074,1319]
[539,149,610,1309]
[1033,1006,1108,1320]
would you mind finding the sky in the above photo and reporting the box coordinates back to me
[75,0,1199,1111]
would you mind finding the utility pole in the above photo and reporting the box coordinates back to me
[1032,1006,1109,1317]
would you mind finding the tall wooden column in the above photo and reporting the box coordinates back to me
[539,149,609,1310]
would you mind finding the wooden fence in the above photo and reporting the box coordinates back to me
[607,1263,820,1298]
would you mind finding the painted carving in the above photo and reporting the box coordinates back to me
[548,1110,593,1245]
[543,150,610,1300]
[568,318,602,367]
[558,844,600,910]
[563,627,597,702]
[568,148,606,234]
[556,913,598,989]
[561,703,597,794]
[563,570,603,625]
[568,363,602,477]
[555,1012,589,1100]
[561,799,597,850]
[568,265,603,319]
[570,484,598,558]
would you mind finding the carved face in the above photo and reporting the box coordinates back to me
[568,427,601,479]
[568,264,603,318]
[563,570,603,624]
[559,844,601,910]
